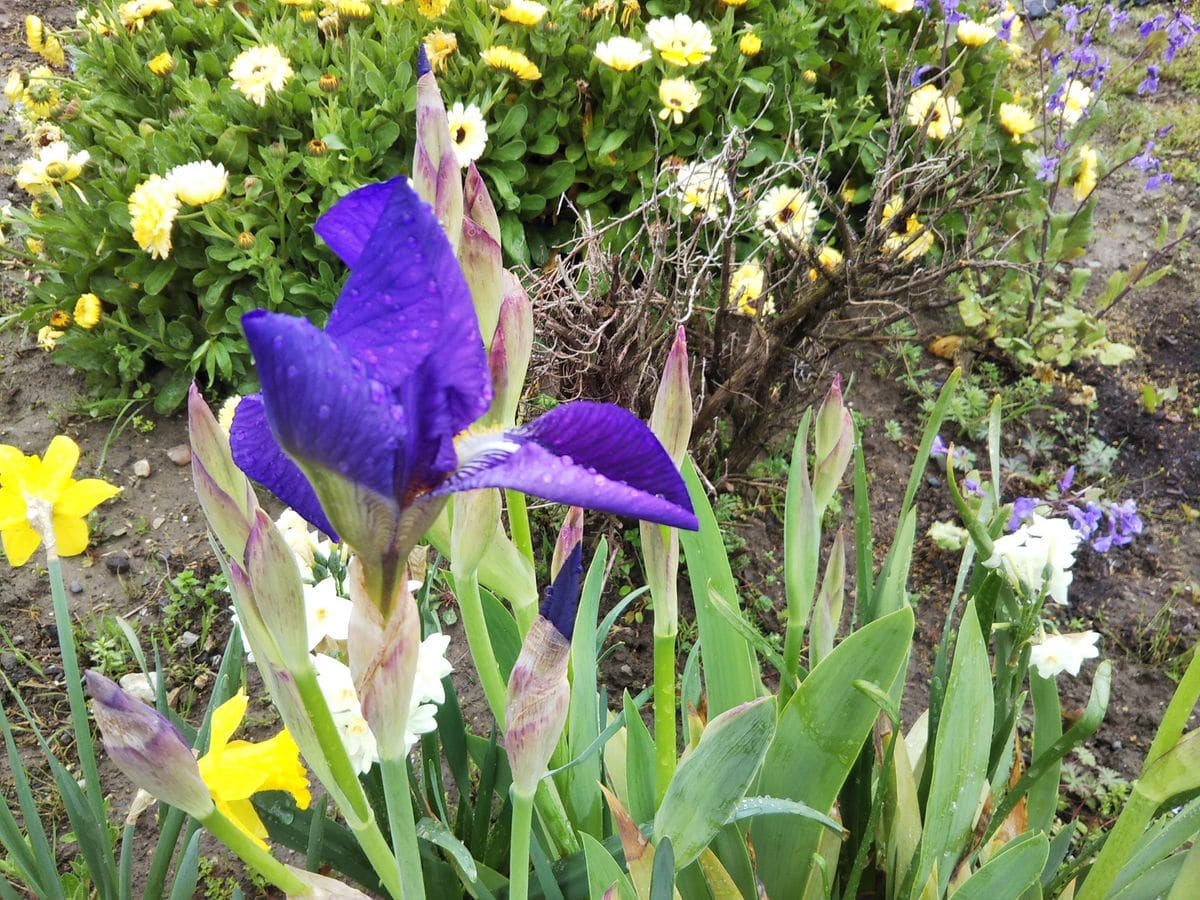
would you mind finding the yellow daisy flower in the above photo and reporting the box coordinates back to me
[756,185,819,244]
[645,14,715,67]
[739,32,762,57]
[22,66,61,120]
[501,0,547,26]
[197,691,311,851]
[424,29,458,72]
[884,214,935,261]
[1058,78,1092,126]
[731,260,772,316]
[148,52,176,76]
[74,294,103,329]
[118,0,175,32]
[658,78,701,125]
[998,100,1036,140]
[229,45,294,107]
[482,45,541,81]
[906,83,962,141]
[335,0,372,18]
[128,175,180,259]
[1074,145,1099,203]
[50,310,72,328]
[956,21,996,47]
[807,245,844,281]
[878,0,914,12]
[594,36,651,71]
[36,326,63,351]
[16,141,89,200]
[417,0,451,18]
[674,159,727,221]
[0,436,120,566]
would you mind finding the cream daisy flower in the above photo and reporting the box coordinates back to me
[594,36,651,71]
[906,83,962,140]
[16,142,89,199]
[118,0,174,31]
[168,161,229,205]
[424,29,458,72]
[229,45,294,106]
[658,78,701,125]
[128,175,180,259]
[730,260,773,317]
[674,160,728,221]
[646,15,715,67]
[1058,78,1092,126]
[956,20,996,47]
[756,185,819,244]
[446,102,488,166]
[501,0,547,26]
[884,215,935,262]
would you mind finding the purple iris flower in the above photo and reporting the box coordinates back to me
[230,178,697,588]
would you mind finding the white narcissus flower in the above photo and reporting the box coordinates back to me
[984,514,1081,605]
[304,577,353,649]
[1029,631,1100,678]
[275,508,319,571]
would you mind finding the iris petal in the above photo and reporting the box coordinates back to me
[229,395,339,540]
[313,178,400,268]
[437,402,698,530]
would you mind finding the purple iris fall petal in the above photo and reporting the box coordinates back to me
[314,178,400,268]
[230,395,340,540]
[437,402,699,530]
[540,541,583,641]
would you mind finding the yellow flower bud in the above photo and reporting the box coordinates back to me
[803,69,818,84]
[319,72,339,92]
[237,231,256,249]
[74,293,103,329]
[739,32,762,57]
[50,309,72,328]
[307,138,329,156]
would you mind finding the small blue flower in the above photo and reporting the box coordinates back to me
[1058,465,1076,492]
[963,478,985,497]
[1036,154,1060,183]
[1138,64,1160,95]
[1007,496,1039,531]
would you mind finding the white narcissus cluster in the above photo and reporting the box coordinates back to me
[1029,631,1101,678]
[983,514,1081,605]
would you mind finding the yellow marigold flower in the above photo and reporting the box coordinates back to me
[739,32,762,57]
[731,260,772,316]
[128,175,180,260]
[36,326,63,351]
[16,141,89,200]
[229,45,294,106]
[1074,145,1099,203]
[168,160,229,205]
[646,14,715,67]
[807,245,844,281]
[594,36,651,71]
[674,159,727,221]
[1058,78,1092,126]
[425,29,458,72]
[446,101,488,166]
[50,310,71,328]
[999,100,1036,140]
[878,0,914,12]
[658,77,701,125]
[906,83,961,140]
[482,45,541,81]
[756,185,819,245]
[197,691,311,851]
[335,0,372,17]
[119,0,175,31]
[501,0,547,26]
[22,66,61,120]
[148,52,176,76]
[74,293,103,329]
[0,436,120,566]
[884,214,935,261]
[417,0,451,18]
[956,20,996,47]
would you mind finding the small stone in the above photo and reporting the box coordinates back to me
[179,631,200,648]
[119,672,159,704]
[166,444,191,466]
[619,664,633,677]
[69,580,83,594]
[0,652,18,672]
[151,516,166,529]
[133,459,151,478]
[105,553,132,574]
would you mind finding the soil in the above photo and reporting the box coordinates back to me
[1,0,1198,894]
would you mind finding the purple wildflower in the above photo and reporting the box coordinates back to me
[1067,502,1104,541]
[963,478,985,497]
[1108,5,1128,31]
[1008,496,1039,531]
[1058,465,1076,492]
[1061,3,1081,32]
[1138,64,1160,95]
[1036,154,1060,183]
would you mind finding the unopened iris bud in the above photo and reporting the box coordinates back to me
[459,214,505,350]
[413,48,464,250]
[550,507,583,582]
[244,509,312,671]
[814,374,845,462]
[188,385,258,562]
[450,488,501,578]
[86,671,215,820]
[812,375,854,512]
[485,277,533,424]
[464,162,501,244]
[506,541,582,796]
[319,72,339,92]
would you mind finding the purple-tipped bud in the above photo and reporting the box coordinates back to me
[813,409,854,513]
[245,509,311,671]
[459,217,505,350]
[86,671,214,820]
[413,65,463,246]
[814,375,845,464]
[550,506,584,586]
[505,616,571,796]
[649,327,693,467]
[486,277,533,425]
[417,45,432,78]
[542,539,583,641]
[346,558,420,761]
[188,386,258,560]
[464,163,501,245]
[600,784,656,897]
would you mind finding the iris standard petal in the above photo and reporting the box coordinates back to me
[229,396,340,540]
[437,402,698,530]
[313,178,401,268]
[323,177,491,432]
[242,311,405,504]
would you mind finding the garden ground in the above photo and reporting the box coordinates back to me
[1,0,1199,889]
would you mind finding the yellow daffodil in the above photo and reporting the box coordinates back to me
[594,36,651,71]
[739,32,762,57]
[501,0,547,26]
[229,45,294,106]
[424,29,458,72]
[168,160,229,205]
[482,46,541,81]
[128,174,180,259]
[148,52,176,76]
[74,294,103,329]
[998,100,1036,140]
[1074,145,1099,203]
[16,141,89,200]
[0,436,120,566]
[417,0,451,17]
[118,0,174,31]
[756,185,819,244]
[878,0,914,12]
[197,691,311,850]
[658,78,701,125]
[906,83,962,140]
[956,20,996,47]
[446,101,488,166]
[646,14,715,67]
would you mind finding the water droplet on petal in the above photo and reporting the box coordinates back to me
[318,405,331,420]
[287,365,298,379]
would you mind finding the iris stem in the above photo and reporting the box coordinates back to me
[380,755,426,900]
[455,570,508,728]
[653,630,677,804]
[505,490,535,566]
[508,788,535,900]
[292,666,404,899]
[201,808,309,894]
[46,557,112,845]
